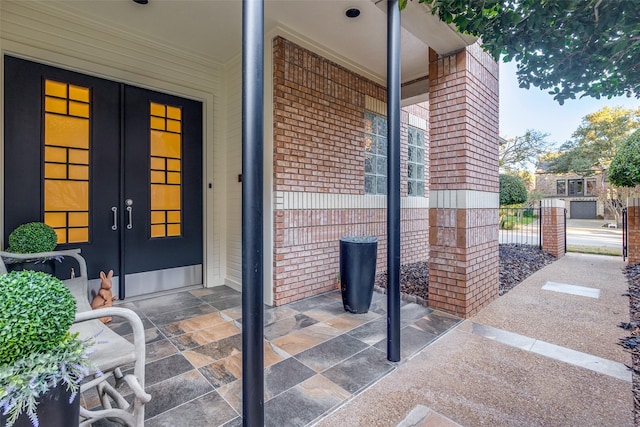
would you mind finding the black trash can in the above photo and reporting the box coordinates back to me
[340,236,378,313]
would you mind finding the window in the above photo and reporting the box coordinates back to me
[364,111,387,195]
[568,179,584,196]
[586,178,597,195]
[556,180,566,195]
[407,126,425,196]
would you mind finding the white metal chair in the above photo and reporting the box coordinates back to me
[0,249,151,427]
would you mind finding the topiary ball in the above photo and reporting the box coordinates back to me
[8,222,58,253]
[0,270,76,366]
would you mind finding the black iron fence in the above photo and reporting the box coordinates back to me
[499,205,542,249]
[623,207,628,261]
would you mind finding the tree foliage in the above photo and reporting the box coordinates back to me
[609,129,640,187]
[403,0,640,104]
[546,106,640,175]
[499,173,528,205]
[499,130,552,172]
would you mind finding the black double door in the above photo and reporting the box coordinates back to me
[4,56,203,297]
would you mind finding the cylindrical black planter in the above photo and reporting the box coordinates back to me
[340,236,378,313]
[1,382,80,427]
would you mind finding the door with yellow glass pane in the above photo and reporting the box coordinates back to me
[3,56,203,298]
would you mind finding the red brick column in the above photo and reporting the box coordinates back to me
[628,199,640,265]
[428,44,499,318]
[541,199,566,258]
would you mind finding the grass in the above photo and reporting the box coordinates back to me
[500,214,537,230]
[566,244,622,256]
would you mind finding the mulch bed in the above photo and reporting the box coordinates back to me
[374,244,556,302]
[619,263,640,426]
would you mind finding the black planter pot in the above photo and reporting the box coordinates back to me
[6,259,56,276]
[339,236,378,314]
[0,382,79,427]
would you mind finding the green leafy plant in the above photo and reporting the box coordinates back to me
[7,222,58,254]
[0,270,94,427]
[499,174,528,206]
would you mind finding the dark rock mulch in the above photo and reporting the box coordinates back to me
[619,263,640,425]
[374,244,556,303]
[499,244,556,295]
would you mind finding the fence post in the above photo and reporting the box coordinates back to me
[628,198,640,265]
[541,199,566,258]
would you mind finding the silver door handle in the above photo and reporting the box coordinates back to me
[126,206,133,229]
[111,207,118,230]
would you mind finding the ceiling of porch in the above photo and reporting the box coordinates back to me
[42,0,475,84]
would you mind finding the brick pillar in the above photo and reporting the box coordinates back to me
[541,199,566,258]
[628,198,640,265]
[428,44,499,318]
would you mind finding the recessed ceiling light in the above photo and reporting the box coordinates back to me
[345,8,361,19]
[133,0,148,4]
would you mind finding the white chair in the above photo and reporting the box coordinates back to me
[0,249,151,427]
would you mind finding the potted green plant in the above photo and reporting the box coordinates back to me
[0,270,93,427]
[4,222,59,274]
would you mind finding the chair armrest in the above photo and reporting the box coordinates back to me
[75,307,147,386]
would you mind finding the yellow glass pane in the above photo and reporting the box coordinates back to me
[151,170,165,183]
[54,228,67,244]
[45,114,89,148]
[151,184,180,210]
[151,224,166,238]
[166,106,181,120]
[69,212,89,227]
[45,163,67,179]
[68,85,89,102]
[45,146,67,163]
[150,103,166,117]
[166,120,181,133]
[150,117,165,130]
[45,212,67,228]
[69,165,89,180]
[167,211,181,223]
[45,97,67,114]
[167,159,180,171]
[151,157,165,170]
[45,80,67,98]
[68,149,89,165]
[69,101,89,118]
[167,224,181,236]
[167,172,180,184]
[44,180,88,211]
[68,227,89,243]
[151,211,166,224]
[150,131,180,158]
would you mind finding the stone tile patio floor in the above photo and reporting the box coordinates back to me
[87,286,461,427]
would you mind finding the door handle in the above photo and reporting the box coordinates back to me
[111,206,118,230]
[126,206,133,229]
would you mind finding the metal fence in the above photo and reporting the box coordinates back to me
[498,205,542,249]
[623,207,628,261]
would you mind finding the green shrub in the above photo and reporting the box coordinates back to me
[0,270,76,366]
[501,220,516,230]
[7,222,57,253]
[499,174,528,206]
[523,209,535,218]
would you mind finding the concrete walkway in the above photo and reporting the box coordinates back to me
[317,253,633,427]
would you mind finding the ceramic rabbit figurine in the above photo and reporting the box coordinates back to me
[91,270,116,323]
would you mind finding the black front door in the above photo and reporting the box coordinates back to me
[4,56,203,297]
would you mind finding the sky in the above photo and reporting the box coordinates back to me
[499,60,640,148]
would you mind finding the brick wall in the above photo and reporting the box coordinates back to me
[428,44,500,318]
[272,37,430,305]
